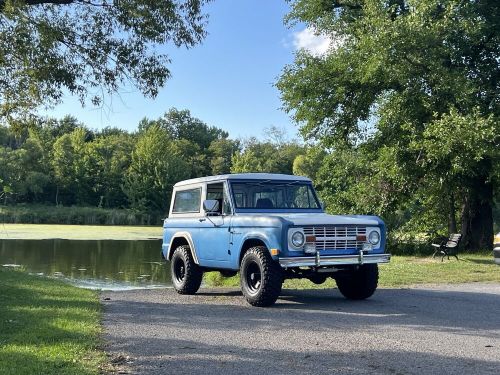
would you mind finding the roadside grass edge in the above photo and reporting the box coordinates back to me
[0,269,105,375]
[204,253,500,289]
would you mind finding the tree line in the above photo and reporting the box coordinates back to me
[0,108,304,214]
[1,106,498,250]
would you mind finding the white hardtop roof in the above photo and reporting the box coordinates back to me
[174,173,311,187]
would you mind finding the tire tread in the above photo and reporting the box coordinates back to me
[240,246,282,307]
[335,264,379,300]
[171,245,203,295]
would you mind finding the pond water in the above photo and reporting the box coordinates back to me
[0,239,171,290]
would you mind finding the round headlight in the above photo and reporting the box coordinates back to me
[368,230,380,245]
[291,231,305,248]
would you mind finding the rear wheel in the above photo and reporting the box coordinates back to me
[335,264,378,300]
[308,274,327,285]
[240,246,282,307]
[171,245,203,295]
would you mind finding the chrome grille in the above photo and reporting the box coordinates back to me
[303,226,367,251]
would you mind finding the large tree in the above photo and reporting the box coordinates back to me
[138,108,228,150]
[278,0,499,250]
[0,0,209,120]
[124,124,191,213]
[232,128,305,175]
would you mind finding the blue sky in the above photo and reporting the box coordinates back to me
[45,1,329,139]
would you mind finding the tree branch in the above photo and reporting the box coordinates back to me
[23,0,73,5]
[1,0,112,9]
[0,0,71,10]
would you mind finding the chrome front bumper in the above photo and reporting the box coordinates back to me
[279,253,391,268]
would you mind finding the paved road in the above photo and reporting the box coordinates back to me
[102,284,500,375]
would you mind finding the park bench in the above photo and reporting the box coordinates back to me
[432,234,462,261]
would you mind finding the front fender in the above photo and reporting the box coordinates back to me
[235,229,283,266]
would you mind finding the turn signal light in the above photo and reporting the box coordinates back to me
[270,249,280,256]
[306,235,316,243]
[357,234,367,241]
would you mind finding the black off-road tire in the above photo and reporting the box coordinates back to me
[309,274,328,285]
[171,245,203,295]
[240,246,283,307]
[335,264,379,300]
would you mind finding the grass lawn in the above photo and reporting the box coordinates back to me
[204,253,500,289]
[0,269,104,375]
[0,223,162,240]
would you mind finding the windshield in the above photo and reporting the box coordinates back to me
[230,181,321,210]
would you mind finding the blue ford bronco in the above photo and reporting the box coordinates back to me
[162,173,390,307]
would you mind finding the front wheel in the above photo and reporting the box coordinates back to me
[240,246,282,307]
[335,264,379,300]
[171,245,203,295]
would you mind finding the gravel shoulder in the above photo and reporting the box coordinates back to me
[102,284,500,375]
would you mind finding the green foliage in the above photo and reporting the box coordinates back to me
[85,132,135,208]
[0,268,104,375]
[231,127,305,174]
[138,108,228,150]
[0,0,210,120]
[52,128,91,204]
[137,108,233,177]
[292,146,325,181]
[0,130,51,202]
[208,138,241,175]
[279,0,500,250]
[0,107,239,220]
[124,124,191,213]
[203,271,239,287]
[420,108,498,177]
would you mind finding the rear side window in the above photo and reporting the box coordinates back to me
[172,188,201,213]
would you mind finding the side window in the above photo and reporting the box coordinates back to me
[222,189,232,214]
[172,188,201,213]
[206,182,232,215]
[233,192,245,208]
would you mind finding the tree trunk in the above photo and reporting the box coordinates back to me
[448,191,457,234]
[460,176,493,251]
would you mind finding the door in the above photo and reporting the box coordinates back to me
[196,182,232,265]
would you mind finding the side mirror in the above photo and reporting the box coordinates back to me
[203,199,220,215]
[320,200,326,210]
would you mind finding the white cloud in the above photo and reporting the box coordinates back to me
[292,27,343,57]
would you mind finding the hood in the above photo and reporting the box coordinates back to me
[271,213,382,227]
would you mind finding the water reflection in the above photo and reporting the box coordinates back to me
[0,239,171,290]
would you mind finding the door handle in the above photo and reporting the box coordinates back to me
[199,218,206,222]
